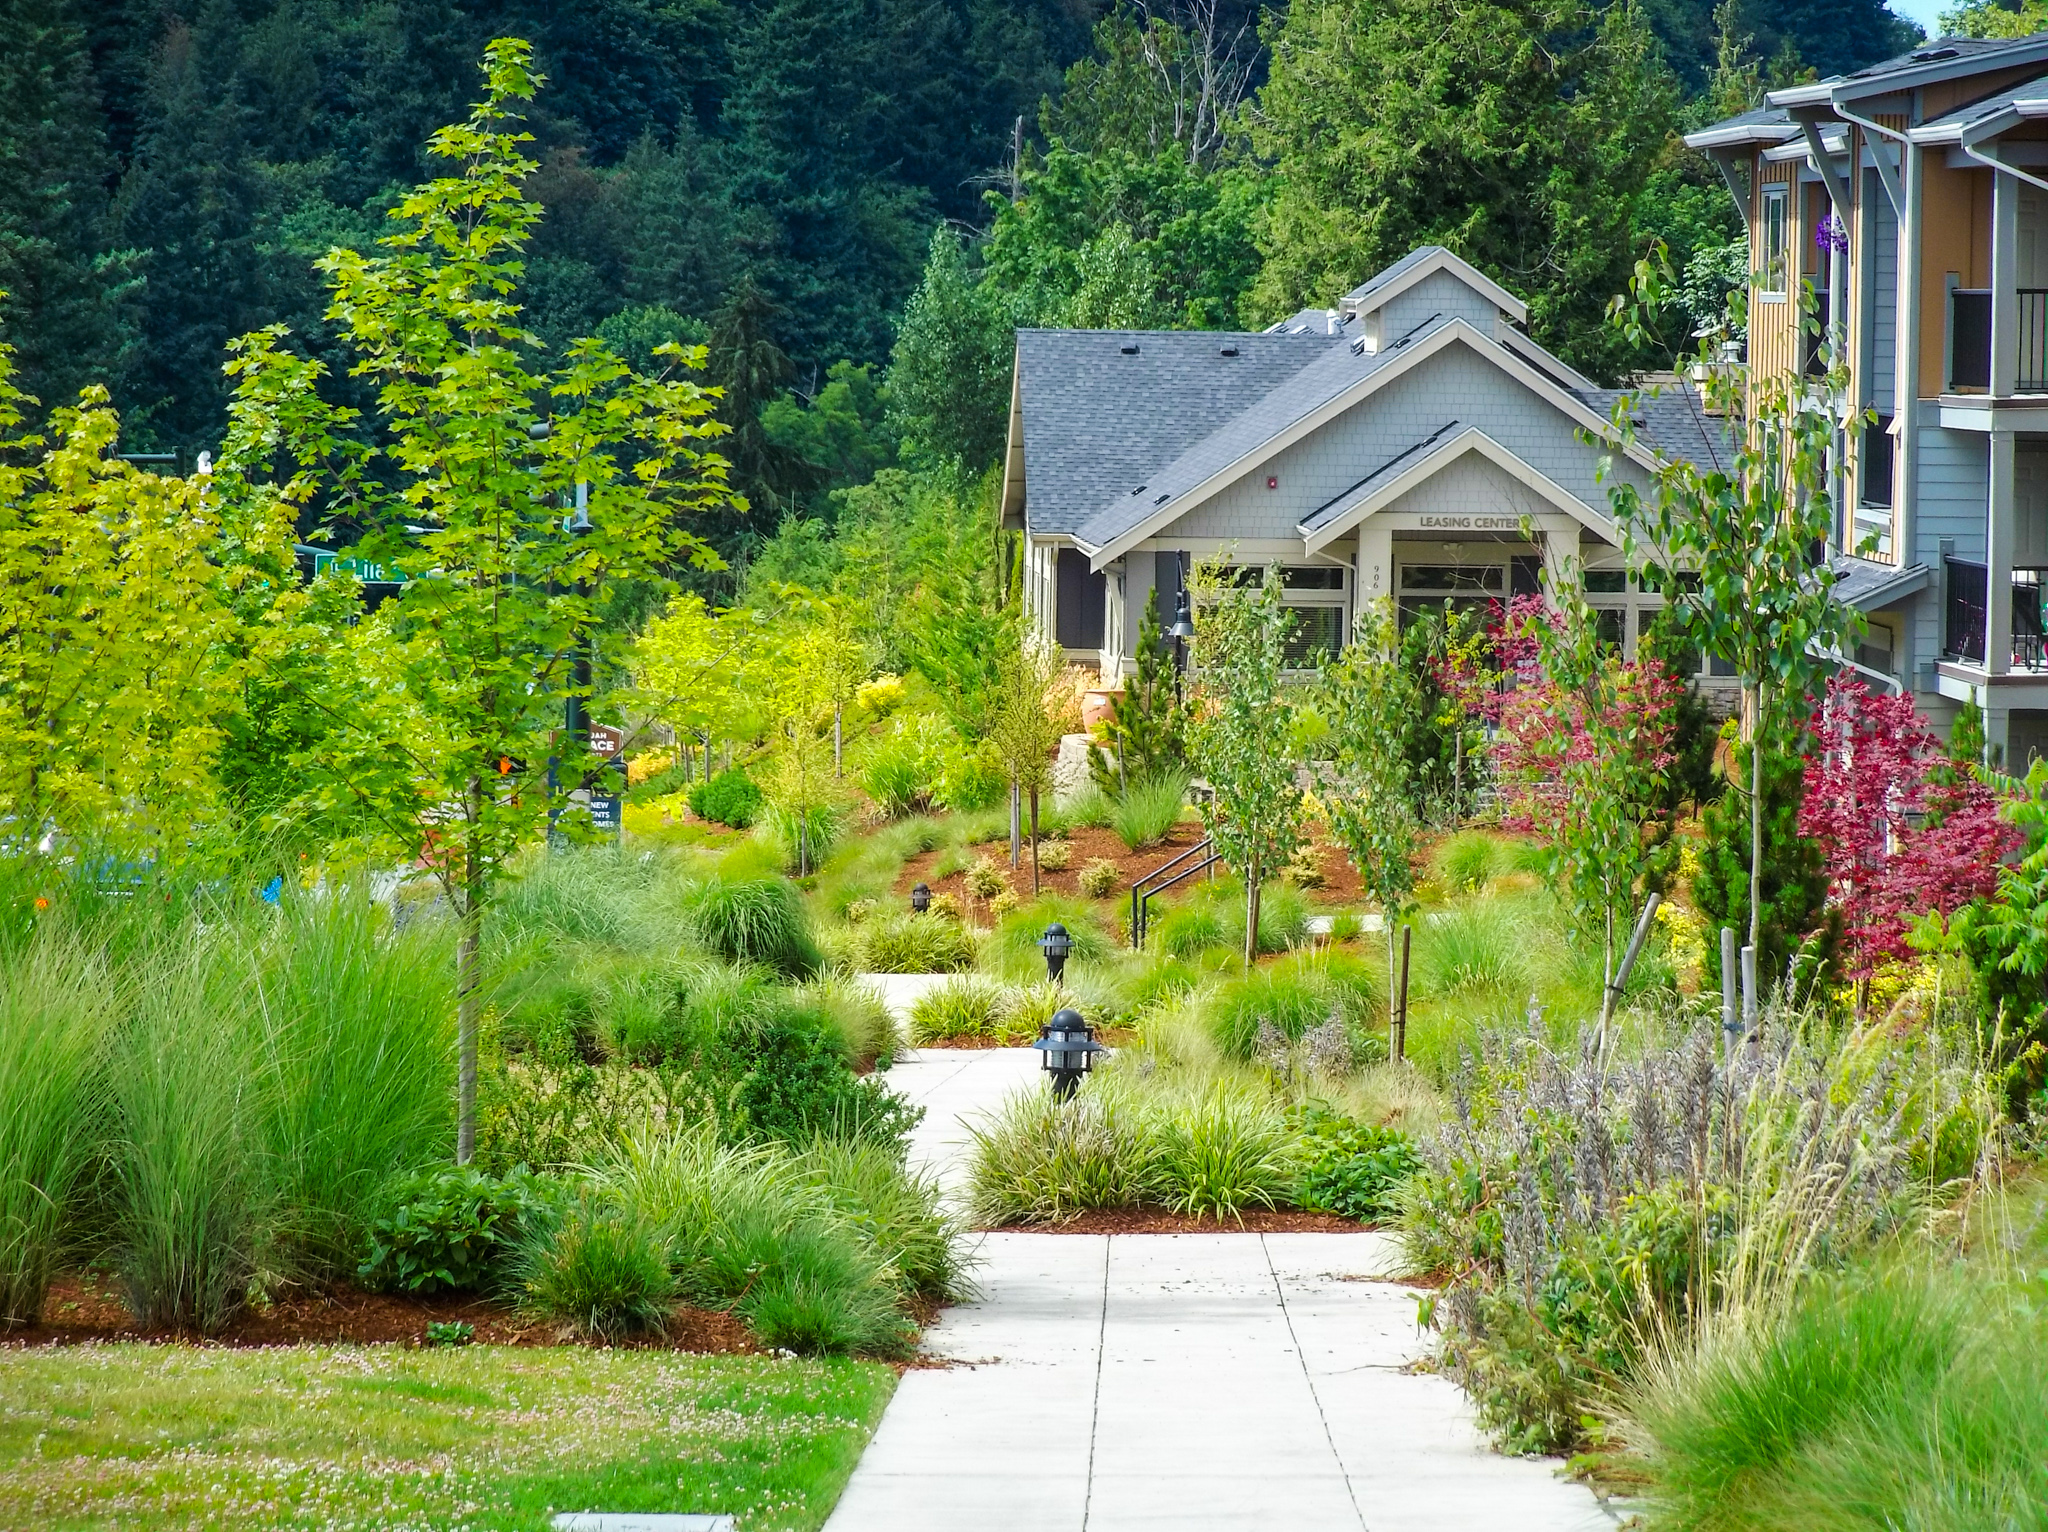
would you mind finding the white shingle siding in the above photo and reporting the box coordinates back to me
[1160,344,1650,543]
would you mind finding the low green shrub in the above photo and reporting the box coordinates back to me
[357,1164,558,1295]
[1113,772,1188,851]
[860,738,928,819]
[682,874,820,977]
[1036,839,1072,873]
[1148,882,1308,959]
[933,744,1007,813]
[512,1197,677,1341]
[964,856,1006,899]
[908,975,1005,1043]
[1146,1081,1297,1219]
[856,913,978,974]
[601,1127,920,1356]
[689,768,761,828]
[718,1009,923,1151]
[1293,1111,1422,1223]
[1629,1263,2048,1532]
[760,800,842,875]
[1207,952,1379,1062]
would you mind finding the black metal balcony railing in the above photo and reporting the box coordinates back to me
[1945,289,2048,392]
[2023,289,2048,391]
[1943,557,2048,671]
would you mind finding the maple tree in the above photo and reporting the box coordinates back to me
[1800,676,2013,981]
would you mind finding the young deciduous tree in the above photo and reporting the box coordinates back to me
[1490,587,1680,1037]
[230,41,738,1163]
[0,321,300,851]
[629,592,768,780]
[1187,563,1305,967]
[1095,585,1184,792]
[1315,596,1417,978]
[1603,256,1862,965]
[988,632,1080,893]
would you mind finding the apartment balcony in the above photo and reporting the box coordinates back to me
[1943,290,2048,429]
[1943,557,2048,671]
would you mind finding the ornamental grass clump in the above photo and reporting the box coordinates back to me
[1207,951,1379,1062]
[511,1197,677,1342]
[855,912,977,974]
[1399,1007,1983,1456]
[1625,1262,2048,1532]
[682,873,820,977]
[0,936,112,1325]
[907,975,1005,1043]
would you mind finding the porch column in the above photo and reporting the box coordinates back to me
[1538,518,1579,600]
[1990,428,2016,676]
[1994,168,2020,399]
[1357,523,1393,605]
[1985,697,2012,763]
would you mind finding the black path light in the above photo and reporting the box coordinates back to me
[910,882,932,914]
[1034,1007,1102,1100]
[1039,922,1071,983]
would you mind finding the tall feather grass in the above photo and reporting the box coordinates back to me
[0,936,112,1324]
[682,873,820,977]
[1113,771,1188,850]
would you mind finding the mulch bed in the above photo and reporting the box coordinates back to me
[7,1272,760,1354]
[893,822,1368,916]
[987,1208,1373,1235]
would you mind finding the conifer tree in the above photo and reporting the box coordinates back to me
[1691,735,1831,989]
[1096,586,1184,791]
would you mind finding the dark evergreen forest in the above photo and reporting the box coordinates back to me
[0,0,1923,561]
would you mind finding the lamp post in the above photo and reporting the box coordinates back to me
[1039,922,1071,984]
[1033,1006,1102,1100]
[1168,586,1195,704]
[910,882,932,915]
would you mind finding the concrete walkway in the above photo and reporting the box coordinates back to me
[825,1047,1616,1532]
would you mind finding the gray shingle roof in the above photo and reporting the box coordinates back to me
[1573,384,1735,474]
[1339,245,1448,310]
[1072,313,1455,551]
[1015,328,1340,538]
[1917,68,2048,132]
[1839,35,2041,85]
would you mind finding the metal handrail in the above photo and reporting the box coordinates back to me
[1129,836,1217,949]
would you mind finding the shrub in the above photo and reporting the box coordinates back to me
[798,976,898,1068]
[682,874,820,977]
[994,981,1106,1044]
[357,1164,557,1295]
[966,1088,1154,1225]
[0,937,111,1325]
[718,1007,922,1152]
[1627,1264,2048,1532]
[908,975,1005,1044]
[690,767,762,828]
[1433,830,1506,892]
[601,1127,918,1356]
[1146,1082,1297,1220]
[1293,1112,1423,1223]
[933,742,1007,813]
[855,913,978,974]
[513,1198,677,1341]
[798,1138,968,1301]
[1207,952,1379,1062]
[989,889,1020,919]
[1114,771,1187,850]
[1282,842,1326,888]
[964,856,1007,899]
[1037,839,1072,872]
[1078,858,1121,898]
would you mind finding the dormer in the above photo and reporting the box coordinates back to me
[1339,246,1529,354]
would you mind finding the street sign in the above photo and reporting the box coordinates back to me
[313,550,411,584]
[588,724,627,759]
[588,794,622,837]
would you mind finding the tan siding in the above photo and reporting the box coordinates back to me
[1919,159,1990,397]
[1752,156,1797,386]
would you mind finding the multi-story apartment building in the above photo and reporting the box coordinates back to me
[1691,30,2048,763]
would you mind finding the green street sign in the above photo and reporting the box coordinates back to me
[313,550,412,584]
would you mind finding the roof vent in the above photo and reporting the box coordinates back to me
[1910,46,1959,62]
[1219,345,1239,357]
[1154,493,1170,505]
[1130,484,1147,496]
[1120,342,1140,354]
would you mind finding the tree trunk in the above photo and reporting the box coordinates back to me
[1598,906,1616,1047]
[1010,781,1022,869]
[1748,681,1766,957]
[833,702,843,777]
[1453,725,1463,818]
[1029,787,1041,895]
[455,794,484,1165]
[1244,858,1261,969]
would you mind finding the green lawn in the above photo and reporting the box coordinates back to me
[0,1343,895,1531]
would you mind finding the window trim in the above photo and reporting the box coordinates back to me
[1759,185,1789,300]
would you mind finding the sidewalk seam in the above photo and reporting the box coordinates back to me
[1263,1232,1370,1532]
[1079,1235,1111,1532]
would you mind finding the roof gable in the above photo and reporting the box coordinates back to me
[1339,246,1527,327]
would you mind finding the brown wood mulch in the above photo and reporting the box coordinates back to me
[6,1272,760,1354]
[985,1208,1373,1236]
[893,822,1368,917]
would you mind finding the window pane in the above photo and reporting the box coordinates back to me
[1761,188,1787,295]
[1283,566,1344,590]
[1583,570,1626,594]
[1594,607,1625,652]
[1400,564,1503,592]
[1284,606,1345,667]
